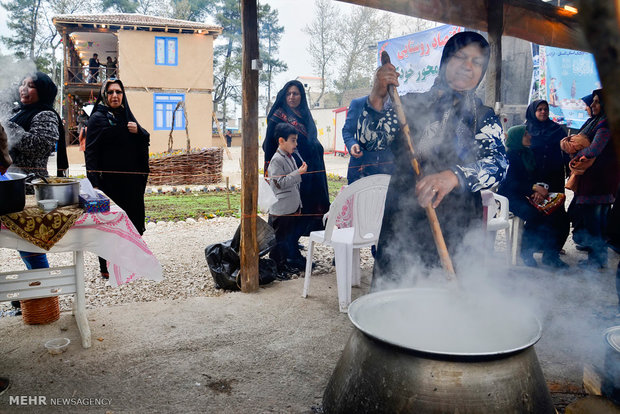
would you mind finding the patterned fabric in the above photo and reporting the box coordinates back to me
[6,111,59,176]
[1,199,83,250]
[0,204,162,287]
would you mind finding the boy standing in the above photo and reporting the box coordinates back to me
[268,123,307,273]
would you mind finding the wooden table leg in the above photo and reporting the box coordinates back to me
[73,251,91,348]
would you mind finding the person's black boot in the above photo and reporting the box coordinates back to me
[541,253,569,269]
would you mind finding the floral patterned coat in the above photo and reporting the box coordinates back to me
[355,91,507,288]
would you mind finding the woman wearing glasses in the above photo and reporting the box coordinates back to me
[262,80,330,255]
[85,79,150,279]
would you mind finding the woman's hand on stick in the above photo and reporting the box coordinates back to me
[415,170,459,209]
[369,64,399,112]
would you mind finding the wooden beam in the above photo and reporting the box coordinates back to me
[485,0,504,106]
[335,0,587,50]
[240,0,260,293]
[576,0,620,163]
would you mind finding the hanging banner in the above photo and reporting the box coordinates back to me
[377,25,464,94]
[530,45,601,129]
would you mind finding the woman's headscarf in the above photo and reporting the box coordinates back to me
[8,72,67,176]
[436,31,490,90]
[421,32,491,165]
[265,79,317,141]
[525,99,564,137]
[94,79,141,127]
[505,125,536,173]
[581,94,593,108]
[579,88,606,140]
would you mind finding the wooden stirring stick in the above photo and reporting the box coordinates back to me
[380,51,456,279]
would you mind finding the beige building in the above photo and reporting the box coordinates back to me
[52,14,222,162]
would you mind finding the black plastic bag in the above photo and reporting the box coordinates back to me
[205,240,241,290]
[205,217,278,291]
[231,216,276,256]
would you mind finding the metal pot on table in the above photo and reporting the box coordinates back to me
[323,288,555,413]
[29,177,80,207]
[0,172,27,215]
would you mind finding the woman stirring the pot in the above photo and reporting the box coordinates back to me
[2,73,68,307]
[356,32,507,289]
[85,79,150,279]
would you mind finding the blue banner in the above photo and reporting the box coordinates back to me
[531,45,601,129]
[377,25,463,94]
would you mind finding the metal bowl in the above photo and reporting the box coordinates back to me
[30,178,79,207]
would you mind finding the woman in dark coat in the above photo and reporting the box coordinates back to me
[498,125,569,268]
[525,99,568,193]
[356,32,508,289]
[564,89,620,269]
[263,80,329,238]
[4,72,68,310]
[5,72,68,178]
[85,79,150,278]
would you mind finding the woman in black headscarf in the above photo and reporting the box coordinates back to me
[86,78,150,278]
[263,80,330,242]
[562,89,620,270]
[525,99,568,193]
[356,32,508,289]
[498,125,569,268]
[3,72,67,310]
[5,71,68,177]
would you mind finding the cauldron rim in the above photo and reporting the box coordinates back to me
[348,287,542,357]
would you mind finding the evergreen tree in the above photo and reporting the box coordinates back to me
[1,0,43,61]
[258,3,287,115]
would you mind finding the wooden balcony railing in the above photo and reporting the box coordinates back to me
[66,65,118,85]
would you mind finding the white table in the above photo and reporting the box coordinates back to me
[0,206,163,348]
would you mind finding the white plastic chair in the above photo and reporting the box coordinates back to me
[302,174,390,312]
[481,190,511,262]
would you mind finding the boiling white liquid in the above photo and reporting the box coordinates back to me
[349,288,541,356]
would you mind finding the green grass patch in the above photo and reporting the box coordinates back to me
[144,175,347,222]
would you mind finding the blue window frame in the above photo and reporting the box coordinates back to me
[153,94,185,131]
[155,36,178,66]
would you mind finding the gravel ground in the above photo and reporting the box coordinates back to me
[0,215,375,313]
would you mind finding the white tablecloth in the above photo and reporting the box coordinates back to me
[0,205,163,287]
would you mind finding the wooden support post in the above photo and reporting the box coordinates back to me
[240,0,259,293]
[576,0,620,163]
[485,0,503,107]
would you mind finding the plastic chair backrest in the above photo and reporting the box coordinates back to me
[323,174,391,244]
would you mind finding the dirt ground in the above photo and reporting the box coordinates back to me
[0,272,359,413]
[1,149,620,412]
[1,251,619,413]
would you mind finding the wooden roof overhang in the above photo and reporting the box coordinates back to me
[335,0,587,51]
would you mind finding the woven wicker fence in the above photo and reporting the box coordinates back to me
[148,147,224,186]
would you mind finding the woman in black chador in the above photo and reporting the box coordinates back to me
[85,79,150,278]
[263,80,330,239]
[356,32,508,289]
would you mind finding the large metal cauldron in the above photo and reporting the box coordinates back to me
[323,288,555,413]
